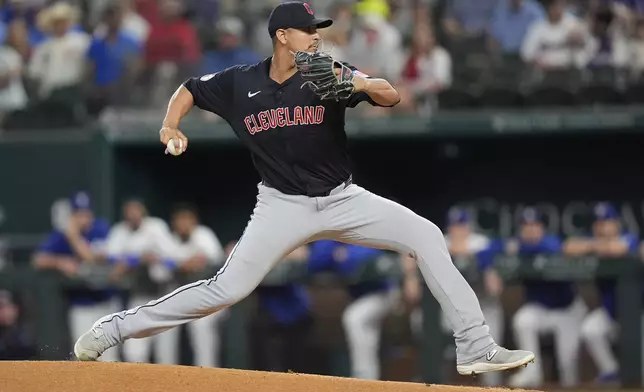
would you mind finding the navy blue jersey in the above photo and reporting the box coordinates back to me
[183,58,387,197]
[37,218,116,305]
[595,233,640,318]
[513,235,576,309]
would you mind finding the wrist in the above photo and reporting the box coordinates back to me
[353,76,369,93]
[161,121,179,129]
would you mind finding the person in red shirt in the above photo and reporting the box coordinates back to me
[144,0,200,68]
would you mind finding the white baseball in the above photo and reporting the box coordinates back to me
[166,139,183,156]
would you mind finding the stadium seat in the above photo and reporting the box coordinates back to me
[622,83,644,104]
[478,87,524,108]
[576,85,623,105]
[437,88,479,109]
[524,87,576,107]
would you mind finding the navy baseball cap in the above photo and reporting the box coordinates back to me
[268,1,333,38]
[594,202,619,221]
[447,207,470,225]
[70,191,91,211]
[520,207,543,224]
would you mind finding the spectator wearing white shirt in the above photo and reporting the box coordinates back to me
[521,0,595,69]
[587,5,629,69]
[0,41,27,130]
[27,2,90,100]
[168,204,228,368]
[400,25,451,116]
[106,199,179,364]
[346,11,404,82]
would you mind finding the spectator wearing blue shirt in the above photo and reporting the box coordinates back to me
[250,245,314,373]
[508,207,587,388]
[200,16,260,76]
[308,240,396,380]
[86,4,142,115]
[489,0,545,54]
[568,203,640,384]
[443,0,499,39]
[32,191,121,362]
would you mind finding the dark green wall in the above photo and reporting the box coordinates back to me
[110,131,644,243]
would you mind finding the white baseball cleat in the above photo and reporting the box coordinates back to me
[456,346,535,376]
[74,323,111,361]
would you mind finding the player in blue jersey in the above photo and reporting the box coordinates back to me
[508,207,587,388]
[32,192,121,361]
[566,202,640,385]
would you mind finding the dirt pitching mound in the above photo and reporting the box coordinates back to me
[0,361,542,392]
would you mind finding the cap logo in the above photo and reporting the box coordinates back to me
[303,2,314,15]
[75,192,90,208]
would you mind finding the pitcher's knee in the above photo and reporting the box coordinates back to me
[406,218,445,253]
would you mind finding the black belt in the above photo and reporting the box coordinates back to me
[262,176,353,197]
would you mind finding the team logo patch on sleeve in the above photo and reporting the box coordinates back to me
[200,73,217,81]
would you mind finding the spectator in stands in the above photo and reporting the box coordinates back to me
[346,8,404,81]
[628,17,644,78]
[587,4,629,68]
[105,198,179,364]
[442,0,499,40]
[488,0,545,55]
[5,19,31,60]
[27,2,90,117]
[0,30,28,131]
[200,16,260,74]
[308,240,397,380]
[169,203,227,368]
[566,202,639,385]
[32,192,120,362]
[317,0,353,61]
[184,0,220,32]
[399,24,451,116]
[0,0,48,47]
[249,245,314,373]
[86,3,142,115]
[521,0,595,70]
[144,0,200,71]
[0,290,37,360]
[508,207,586,388]
[95,0,150,45]
[144,0,200,107]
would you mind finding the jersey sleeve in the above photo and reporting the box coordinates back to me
[183,65,238,119]
[37,231,70,255]
[623,233,640,253]
[343,63,394,108]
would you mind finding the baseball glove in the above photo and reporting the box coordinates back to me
[294,51,355,101]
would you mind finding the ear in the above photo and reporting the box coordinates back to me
[276,29,288,45]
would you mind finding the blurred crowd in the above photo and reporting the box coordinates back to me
[0,188,642,389]
[1,0,644,131]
